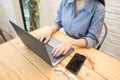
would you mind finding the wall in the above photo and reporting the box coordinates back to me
[12,0,24,29]
[39,0,61,27]
[100,0,120,60]
[0,0,24,37]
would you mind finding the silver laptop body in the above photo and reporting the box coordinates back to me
[9,21,74,66]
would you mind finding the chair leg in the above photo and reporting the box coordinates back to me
[0,29,7,42]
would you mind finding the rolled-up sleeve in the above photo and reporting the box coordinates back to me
[84,5,105,48]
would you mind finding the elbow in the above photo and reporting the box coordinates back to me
[84,37,99,48]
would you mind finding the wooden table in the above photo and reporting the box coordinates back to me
[0,26,120,80]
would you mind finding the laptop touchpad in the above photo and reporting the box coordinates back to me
[47,37,61,47]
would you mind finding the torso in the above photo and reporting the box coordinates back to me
[58,0,105,39]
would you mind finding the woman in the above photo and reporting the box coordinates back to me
[37,0,105,57]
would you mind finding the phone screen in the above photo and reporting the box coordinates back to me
[66,53,86,74]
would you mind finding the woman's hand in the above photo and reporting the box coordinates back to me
[51,40,73,57]
[37,31,52,44]
[37,25,59,44]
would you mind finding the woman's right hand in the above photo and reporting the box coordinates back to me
[37,31,52,44]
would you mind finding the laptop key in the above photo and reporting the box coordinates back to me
[45,44,63,63]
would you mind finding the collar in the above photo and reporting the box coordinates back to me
[66,0,74,5]
[83,0,95,12]
[66,0,95,13]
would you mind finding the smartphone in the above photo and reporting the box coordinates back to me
[66,53,86,75]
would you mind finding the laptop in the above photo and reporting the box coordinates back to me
[9,21,74,66]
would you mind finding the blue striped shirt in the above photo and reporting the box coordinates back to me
[54,0,105,48]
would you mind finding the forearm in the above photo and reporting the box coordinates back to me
[70,38,87,48]
[47,25,59,35]
[47,25,87,48]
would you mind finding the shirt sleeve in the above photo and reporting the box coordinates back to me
[83,5,105,48]
[54,0,66,29]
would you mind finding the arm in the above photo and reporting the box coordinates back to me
[37,25,58,44]
[51,39,87,57]
[69,39,87,48]
[81,4,105,48]
[71,4,105,48]
[47,25,59,35]
[52,4,105,57]
[37,0,66,43]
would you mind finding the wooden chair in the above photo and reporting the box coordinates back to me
[96,23,108,50]
[0,29,7,42]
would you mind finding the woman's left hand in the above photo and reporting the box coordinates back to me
[51,40,73,57]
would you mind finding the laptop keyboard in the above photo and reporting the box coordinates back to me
[45,44,61,63]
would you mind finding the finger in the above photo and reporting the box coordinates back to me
[36,35,41,40]
[51,45,62,57]
[51,43,60,54]
[40,36,45,42]
[39,36,45,42]
[62,48,69,55]
[51,46,57,55]
[55,48,64,57]
[51,47,59,57]
[53,48,61,57]
[44,37,50,44]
